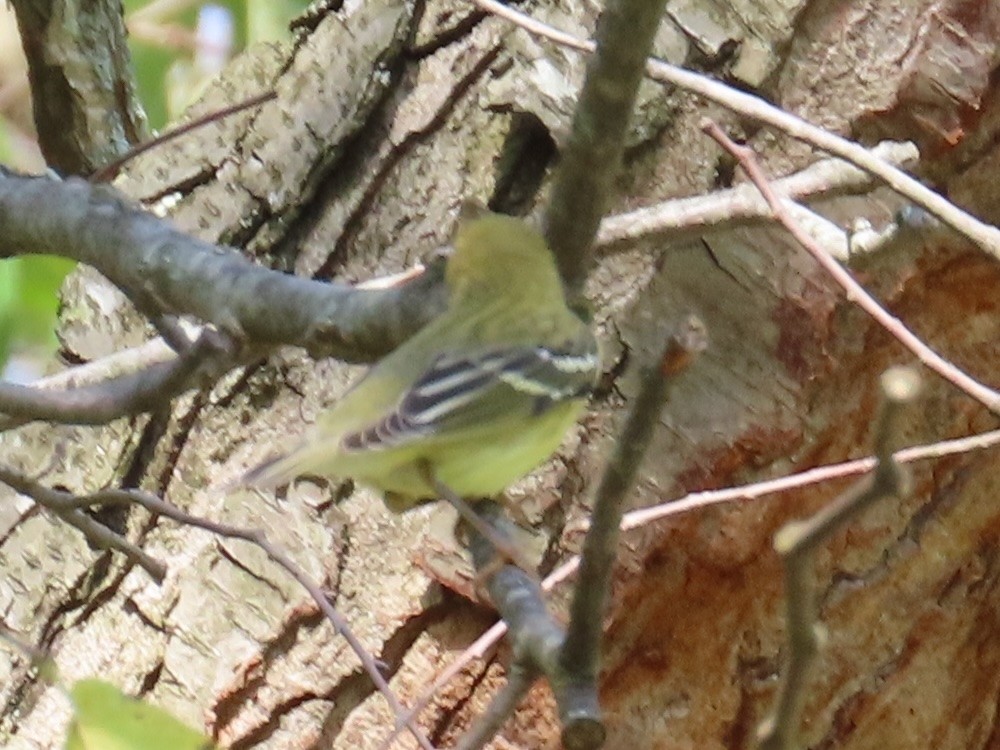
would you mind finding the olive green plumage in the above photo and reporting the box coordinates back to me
[242,211,599,510]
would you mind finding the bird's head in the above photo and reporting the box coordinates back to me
[445,210,565,303]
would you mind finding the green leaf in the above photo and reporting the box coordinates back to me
[0,256,74,372]
[0,258,21,368]
[15,255,74,344]
[66,679,215,750]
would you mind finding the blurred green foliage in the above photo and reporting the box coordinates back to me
[67,679,216,750]
[0,1,308,375]
[129,0,308,130]
[0,256,74,369]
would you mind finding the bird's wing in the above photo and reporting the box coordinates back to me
[340,341,599,453]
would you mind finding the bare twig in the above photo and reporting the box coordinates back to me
[621,426,1000,530]
[701,119,1000,414]
[399,423,1000,734]
[595,141,919,254]
[383,620,510,748]
[448,319,706,750]
[559,317,706,741]
[130,489,436,750]
[426,471,536,576]
[0,466,167,582]
[471,0,1000,262]
[90,91,277,183]
[0,328,234,427]
[0,476,436,750]
[0,135,913,429]
[456,663,538,750]
[17,327,199,390]
[758,367,920,750]
[539,0,671,299]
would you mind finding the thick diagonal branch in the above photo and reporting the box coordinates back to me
[0,174,447,364]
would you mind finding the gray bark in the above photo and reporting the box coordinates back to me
[2,0,999,748]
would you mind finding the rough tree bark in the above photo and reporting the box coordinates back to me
[2,0,999,748]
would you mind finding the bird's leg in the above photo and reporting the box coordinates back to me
[417,461,536,583]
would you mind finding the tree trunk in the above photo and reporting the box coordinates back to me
[2,0,999,748]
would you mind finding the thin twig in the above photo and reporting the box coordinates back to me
[471,0,1000,262]
[382,621,510,748]
[758,367,920,750]
[396,424,1000,735]
[559,316,706,743]
[445,319,707,750]
[0,477,436,750]
[620,426,1000,530]
[90,91,277,183]
[701,119,1000,414]
[594,141,919,255]
[426,471,536,576]
[0,328,234,427]
[455,664,538,750]
[92,491,434,750]
[540,0,671,299]
[0,466,167,582]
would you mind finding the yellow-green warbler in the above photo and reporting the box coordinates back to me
[242,210,599,511]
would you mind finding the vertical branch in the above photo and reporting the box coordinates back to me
[10,0,147,173]
[456,664,539,750]
[542,0,670,301]
[758,367,920,750]
[559,316,706,746]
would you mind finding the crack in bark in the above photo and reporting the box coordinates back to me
[155,392,211,496]
[429,651,501,747]
[488,112,558,216]
[137,659,165,696]
[209,522,351,738]
[312,42,504,280]
[407,10,489,59]
[0,504,41,548]
[0,552,119,735]
[209,606,326,738]
[136,164,220,206]
[68,560,140,630]
[822,455,980,612]
[212,600,450,748]
[311,600,453,748]
[122,597,169,635]
[215,543,290,599]
[37,554,115,650]
[119,412,174,492]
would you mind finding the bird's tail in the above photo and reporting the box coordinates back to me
[217,444,318,494]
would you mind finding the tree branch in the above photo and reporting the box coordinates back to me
[455,318,706,750]
[594,141,919,256]
[758,366,919,750]
[474,0,1000,264]
[9,0,146,174]
[559,316,705,740]
[0,328,233,426]
[0,174,448,363]
[0,465,167,582]
[0,474,437,750]
[539,0,670,300]
[701,119,1000,414]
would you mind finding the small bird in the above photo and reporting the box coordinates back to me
[240,208,599,512]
